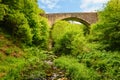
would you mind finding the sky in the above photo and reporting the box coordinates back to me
[38,0,109,13]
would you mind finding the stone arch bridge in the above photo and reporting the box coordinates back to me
[42,12,98,50]
[43,12,98,27]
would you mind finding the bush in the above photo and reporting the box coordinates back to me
[3,11,33,44]
[54,31,88,56]
[52,21,87,56]
[31,16,49,48]
[54,56,99,80]
[77,50,120,79]
[20,47,48,79]
[52,21,70,42]
[54,32,78,55]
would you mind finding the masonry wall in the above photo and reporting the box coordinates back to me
[44,12,98,26]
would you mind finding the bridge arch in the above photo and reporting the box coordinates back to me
[62,17,90,27]
[50,17,90,34]
[51,17,90,35]
[50,17,91,36]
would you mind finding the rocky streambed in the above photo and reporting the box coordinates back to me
[44,53,68,80]
[32,52,68,80]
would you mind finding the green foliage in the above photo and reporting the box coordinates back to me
[20,47,48,79]
[4,11,33,44]
[0,0,49,79]
[0,30,48,80]
[52,21,70,41]
[54,56,99,80]
[52,21,87,56]
[0,3,7,21]
[32,16,49,48]
[0,0,49,47]
[0,47,48,80]
[71,33,88,56]
[77,51,120,79]
[1,57,25,80]
[91,0,120,51]
[5,48,13,55]
[52,21,86,41]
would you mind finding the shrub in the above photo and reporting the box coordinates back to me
[52,21,87,56]
[52,21,70,42]
[31,16,49,48]
[77,50,120,79]
[54,32,78,55]
[54,31,88,56]
[20,47,48,79]
[3,11,33,44]
[71,34,88,56]
[54,56,99,80]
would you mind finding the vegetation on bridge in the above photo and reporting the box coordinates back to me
[0,0,120,80]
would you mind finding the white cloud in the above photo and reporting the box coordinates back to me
[39,0,60,9]
[80,0,109,12]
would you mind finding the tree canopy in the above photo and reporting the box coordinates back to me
[91,0,120,51]
[0,0,49,48]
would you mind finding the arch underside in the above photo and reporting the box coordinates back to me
[50,17,91,41]
[62,17,90,27]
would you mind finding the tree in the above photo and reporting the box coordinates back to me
[0,0,49,48]
[91,0,120,51]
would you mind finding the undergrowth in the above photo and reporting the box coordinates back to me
[0,29,48,80]
[54,56,99,80]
